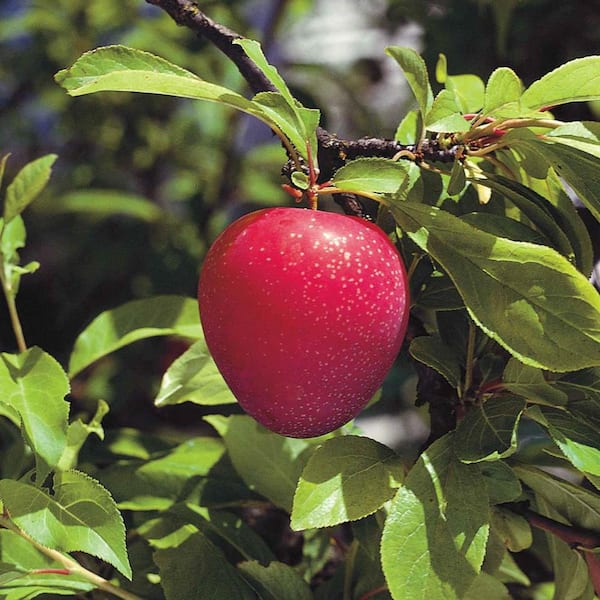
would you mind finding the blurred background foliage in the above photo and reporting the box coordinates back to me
[0,0,598,438]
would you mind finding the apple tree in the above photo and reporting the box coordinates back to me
[0,1,600,598]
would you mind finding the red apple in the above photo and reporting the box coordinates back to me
[198,207,410,438]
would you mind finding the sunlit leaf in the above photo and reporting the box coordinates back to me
[3,155,57,223]
[389,200,600,372]
[332,157,409,194]
[290,436,404,530]
[425,89,470,132]
[0,472,131,579]
[381,434,489,600]
[69,295,202,377]
[521,56,600,109]
[483,67,523,116]
[155,339,236,407]
[386,47,434,118]
[0,348,69,481]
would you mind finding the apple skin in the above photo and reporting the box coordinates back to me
[198,207,410,438]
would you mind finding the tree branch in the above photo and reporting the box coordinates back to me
[145,0,276,95]
[144,0,458,187]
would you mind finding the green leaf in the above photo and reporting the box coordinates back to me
[155,340,236,407]
[528,169,594,276]
[3,155,57,224]
[222,416,313,512]
[252,92,319,163]
[290,436,404,530]
[556,368,600,428]
[447,159,466,197]
[53,189,164,222]
[446,74,485,114]
[483,67,523,116]
[534,494,596,600]
[460,212,548,246]
[503,358,568,406]
[425,90,470,133]
[454,396,526,462]
[464,572,511,600]
[0,529,92,597]
[395,109,422,143]
[236,39,320,158]
[417,272,464,311]
[55,45,310,158]
[238,561,313,600]
[389,201,600,372]
[540,407,600,476]
[0,348,69,481]
[0,471,131,579]
[146,503,275,565]
[386,47,434,117]
[381,434,489,600]
[521,56,600,110]
[68,295,202,377]
[490,507,532,552]
[332,157,409,194]
[97,436,225,511]
[58,399,109,471]
[511,137,600,222]
[472,172,575,261]
[154,532,256,600]
[514,465,600,531]
[409,335,462,387]
[480,461,522,505]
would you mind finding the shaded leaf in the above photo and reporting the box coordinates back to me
[381,434,489,600]
[503,358,568,406]
[155,339,236,407]
[511,137,600,222]
[0,472,131,579]
[238,561,313,600]
[3,155,57,224]
[53,189,163,222]
[514,465,600,531]
[490,507,532,552]
[222,416,314,512]
[290,436,403,530]
[455,396,526,462]
[389,200,600,372]
[472,172,575,261]
[535,494,596,600]
[409,335,462,387]
[69,295,202,377]
[97,436,225,511]
[154,532,256,600]
[521,56,600,110]
[541,407,600,476]
[480,461,522,505]
[0,348,69,481]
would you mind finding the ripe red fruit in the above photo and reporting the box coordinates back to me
[198,207,410,438]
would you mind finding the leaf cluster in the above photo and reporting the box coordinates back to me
[0,18,599,600]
